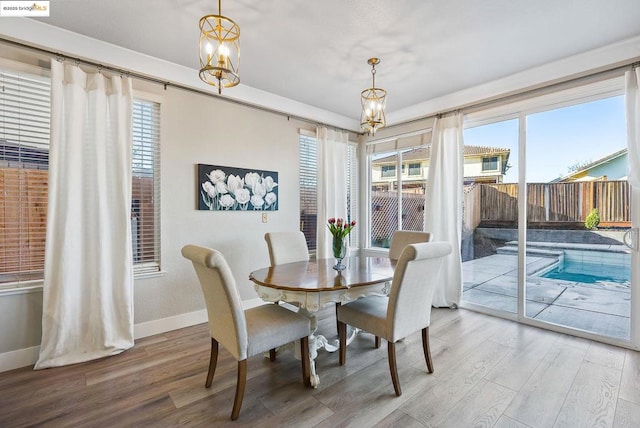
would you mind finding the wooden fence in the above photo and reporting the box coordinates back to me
[465,181,630,228]
[0,167,155,277]
[0,168,47,276]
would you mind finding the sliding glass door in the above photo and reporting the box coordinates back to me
[462,119,521,315]
[462,78,638,346]
[524,95,631,340]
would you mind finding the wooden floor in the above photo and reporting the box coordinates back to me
[1,307,640,427]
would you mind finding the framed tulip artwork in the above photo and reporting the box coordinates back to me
[198,163,279,211]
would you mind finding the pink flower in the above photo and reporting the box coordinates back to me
[327,217,356,239]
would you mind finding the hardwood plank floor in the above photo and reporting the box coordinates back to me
[1,307,639,427]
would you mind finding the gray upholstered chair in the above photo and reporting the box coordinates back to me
[264,231,310,265]
[388,230,432,261]
[337,241,452,396]
[181,244,311,421]
[369,230,432,348]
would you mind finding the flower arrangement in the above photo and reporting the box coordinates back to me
[327,218,356,239]
[327,218,356,271]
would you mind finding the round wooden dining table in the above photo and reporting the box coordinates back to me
[249,255,394,387]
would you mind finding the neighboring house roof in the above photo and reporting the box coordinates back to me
[553,148,627,182]
[372,145,511,164]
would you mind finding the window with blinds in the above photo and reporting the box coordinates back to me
[346,142,358,248]
[0,67,51,287]
[299,134,317,251]
[131,98,161,275]
[298,133,358,252]
[0,66,162,288]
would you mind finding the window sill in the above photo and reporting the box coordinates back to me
[0,283,43,296]
[134,270,167,280]
[0,270,166,295]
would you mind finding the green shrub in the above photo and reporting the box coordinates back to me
[585,208,600,230]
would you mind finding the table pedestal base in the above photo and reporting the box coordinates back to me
[254,281,389,387]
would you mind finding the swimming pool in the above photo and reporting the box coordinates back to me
[542,260,630,287]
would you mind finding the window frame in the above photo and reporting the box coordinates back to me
[0,70,164,291]
[298,130,359,255]
[0,63,51,290]
[131,92,162,276]
[381,164,396,178]
[481,156,499,172]
[407,162,422,176]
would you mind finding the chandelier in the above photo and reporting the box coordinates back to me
[360,58,387,135]
[198,0,240,94]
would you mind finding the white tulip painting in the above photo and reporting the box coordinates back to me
[198,164,279,211]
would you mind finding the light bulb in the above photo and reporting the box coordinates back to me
[219,43,229,57]
[218,43,230,68]
[205,43,213,65]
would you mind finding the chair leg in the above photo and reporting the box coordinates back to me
[388,342,402,396]
[231,360,247,421]
[205,338,219,388]
[338,320,347,366]
[300,336,311,387]
[375,336,381,348]
[422,327,434,373]
[335,302,341,334]
[269,348,276,362]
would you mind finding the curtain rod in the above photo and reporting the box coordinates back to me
[0,37,359,136]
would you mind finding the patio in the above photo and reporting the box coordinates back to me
[463,252,631,340]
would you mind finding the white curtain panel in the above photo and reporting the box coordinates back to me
[316,127,349,259]
[424,114,464,307]
[35,60,134,369]
[626,67,640,188]
[626,67,640,345]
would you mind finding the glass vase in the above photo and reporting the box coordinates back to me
[332,236,347,271]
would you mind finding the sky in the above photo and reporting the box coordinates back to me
[463,95,627,183]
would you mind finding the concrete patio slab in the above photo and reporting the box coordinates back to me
[462,251,631,341]
[475,276,566,305]
[552,285,630,317]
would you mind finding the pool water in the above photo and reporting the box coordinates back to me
[542,261,630,286]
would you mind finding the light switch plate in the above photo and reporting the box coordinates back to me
[262,213,268,223]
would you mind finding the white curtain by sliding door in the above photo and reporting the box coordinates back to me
[626,66,640,345]
[626,68,640,187]
[35,60,134,369]
[424,114,464,307]
[316,127,349,259]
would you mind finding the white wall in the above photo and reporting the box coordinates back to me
[0,59,315,370]
[134,80,310,322]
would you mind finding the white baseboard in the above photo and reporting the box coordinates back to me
[134,298,265,339]
[133,309,208,339]
[0,346,40,373]
[0,298,268,373]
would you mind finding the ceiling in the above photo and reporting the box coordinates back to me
[32,0,640,124]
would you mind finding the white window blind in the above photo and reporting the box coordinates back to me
[299,134,317,251]
[298,133,358,252]
[0,68,51,287]
[346,143,358,248]
[132,98,161,274]
[0,69,162,288]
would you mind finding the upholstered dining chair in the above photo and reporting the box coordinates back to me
[264,231,310,265]
[388,230,432,261]
[368,230,433,348]
[181,244,311,421]
[337,241,452,396]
